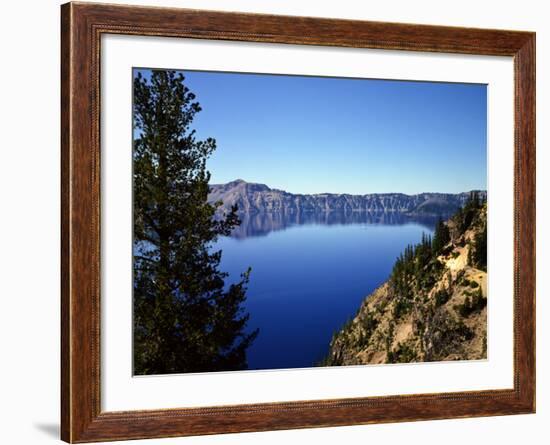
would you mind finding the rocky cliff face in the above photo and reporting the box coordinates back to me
[208,179,486,216]
[324,200,487,365]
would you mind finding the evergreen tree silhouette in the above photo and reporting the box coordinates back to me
[133,69,257,375]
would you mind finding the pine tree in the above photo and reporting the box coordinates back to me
[469,222,487,271]
[455,191,481,232]
[133,69,258,375]
[432,217,450,254]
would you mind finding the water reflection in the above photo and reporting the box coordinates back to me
[229,210,442,239]
[216,212,437,369]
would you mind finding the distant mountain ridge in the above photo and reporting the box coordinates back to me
[208,179,486,216]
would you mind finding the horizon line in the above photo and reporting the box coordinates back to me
[210,179,487,197]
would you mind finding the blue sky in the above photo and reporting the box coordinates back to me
[134,68,487,195]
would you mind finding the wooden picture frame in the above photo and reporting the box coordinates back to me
[61,2,535,442]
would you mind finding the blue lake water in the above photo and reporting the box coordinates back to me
[214,211,435,371]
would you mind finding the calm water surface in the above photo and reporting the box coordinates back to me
[214,211,435,371]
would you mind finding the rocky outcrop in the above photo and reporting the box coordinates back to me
[324,200,487,365]
[208,179,486,216]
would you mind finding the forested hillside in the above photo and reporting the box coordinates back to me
[324,193,488,365]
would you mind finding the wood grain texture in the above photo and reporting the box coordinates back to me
[60,2,536,442]
[60,4,71,441]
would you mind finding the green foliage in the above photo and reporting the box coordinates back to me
[447,270,453,291]
[357,310,379,347]
[434,287,451,307]
[388,195,486,306]
[388,341,418,363]
[390,231,440,298]
[341,317,354,333]
[423,311,474,361]
[422,259,445,291]
[393,298,412,319]
[453,191,484,233]
[456,288,486,318]
[432,217,451,254]
[385,322,395,356]
[469,222,487,271]
[133,70,257,375]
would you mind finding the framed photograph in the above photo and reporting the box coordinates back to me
[61,2,535,442]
